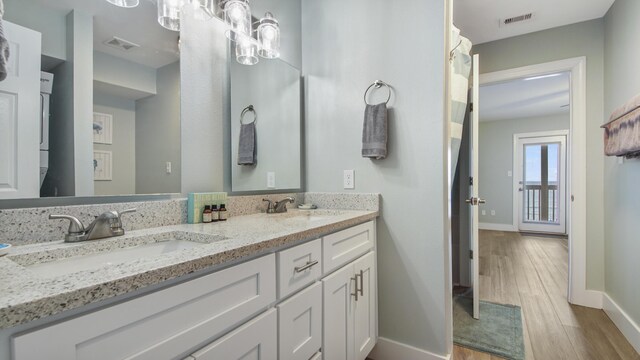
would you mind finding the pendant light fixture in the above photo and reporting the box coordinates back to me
[105,0,139,8]
[257,12,280,59]
[158,0,184,31]
[223,0,252,42]
[189,0,216,21]
[235,34,259,65]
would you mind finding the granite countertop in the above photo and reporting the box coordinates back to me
[0,209,378,330]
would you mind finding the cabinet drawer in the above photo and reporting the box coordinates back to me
[323,221,374,274]
[13,254,276,360]
[191,309,277,360]
[277,282,322,360]
[277,239,322,298]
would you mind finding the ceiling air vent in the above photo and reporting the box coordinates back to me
[103,36,140,51]
[500,13,534,27]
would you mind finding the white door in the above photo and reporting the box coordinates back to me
[322,263,355,360]
[467,54,483,319]
[353,252,376,360]
[0,21,41,199]
[516,133,567,234]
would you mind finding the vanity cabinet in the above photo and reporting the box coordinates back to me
[323,251,377,360]
[12,220,377,360]
[12,255,276,360]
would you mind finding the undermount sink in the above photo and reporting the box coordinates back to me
[25,240,205,278]
[9,231,227,279]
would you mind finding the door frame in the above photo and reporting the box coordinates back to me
[513,130,569,234]
[480,57,602,309]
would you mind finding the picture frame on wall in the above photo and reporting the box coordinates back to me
[93,150,112,181]
[93,112,113,144]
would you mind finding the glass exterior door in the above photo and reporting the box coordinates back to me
[517,134,567,234]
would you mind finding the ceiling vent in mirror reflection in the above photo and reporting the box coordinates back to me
[499,13,534,27]
[103,37,141,52]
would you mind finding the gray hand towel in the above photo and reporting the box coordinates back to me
[238,122,257,165]
[0,0,9,82]
[362,103,388,159]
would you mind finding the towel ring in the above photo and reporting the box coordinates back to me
[364,80,391,105]
[240,105,257,125]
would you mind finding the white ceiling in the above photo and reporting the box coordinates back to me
[453,0,615,44]
[28,0,179,69]
[479,72,570,122]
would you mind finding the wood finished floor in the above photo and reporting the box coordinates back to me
[453,230,640,360]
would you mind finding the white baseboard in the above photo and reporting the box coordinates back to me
[478,222,517,232]
[603,293,640,354]
[570,289,603,309]
[368,337,450,360]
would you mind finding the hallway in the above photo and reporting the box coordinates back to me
[453,231,640,360]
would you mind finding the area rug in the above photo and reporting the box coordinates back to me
[453,296,525,360]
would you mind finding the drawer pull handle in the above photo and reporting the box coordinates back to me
[294,259,319,273]
[351,276,359,301]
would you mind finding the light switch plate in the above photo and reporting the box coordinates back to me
[343,170,355,189]
[267,172,276,188]
[507,170,512,177]
[491,210,496,216]
[481,210,486,216]
[166,162,172,174]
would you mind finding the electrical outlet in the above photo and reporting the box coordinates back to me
[166,162,172,174]
[481,210,486,216]
[507,170,512,177]
[491,210,496,216]
[267,172,276,188]
[343,170,355,189]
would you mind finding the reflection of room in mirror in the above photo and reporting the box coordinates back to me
[93,151,113,181]
[93,112,113,144]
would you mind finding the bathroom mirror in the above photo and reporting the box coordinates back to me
[0,0,181,200]
[229,57,301,192]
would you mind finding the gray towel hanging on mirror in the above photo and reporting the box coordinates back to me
[238,105,257,165]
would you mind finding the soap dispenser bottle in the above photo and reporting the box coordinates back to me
[211,204,220,222]
[219,204,228,221]
[202,205,212,223]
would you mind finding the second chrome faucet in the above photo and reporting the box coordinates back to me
[49,209,136,242]
[263,197,295,214]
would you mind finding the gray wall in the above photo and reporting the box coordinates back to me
[230,59,301,191]
[603,0,640,326]
[302,0,448,355]
[93,93,136,196]
[136,61,181,194]
[181,0,302,196]
[3,0,67,60]
[473,19,605,290]
[94,51,157,97]
[478,114,570,225]
[44,11,94,198]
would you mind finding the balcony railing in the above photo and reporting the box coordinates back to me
[524,183,559,223]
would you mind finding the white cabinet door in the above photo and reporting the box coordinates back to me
[0,21,41,199]
[191,309,277,360]
[277,282,322,360]
[13,255,276,360]
[353,252,377,360]
[322,263,355,360]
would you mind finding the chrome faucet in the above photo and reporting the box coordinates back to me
[49,209,136,242]
[263,197,295,214]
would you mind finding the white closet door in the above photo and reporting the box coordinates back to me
[0,21,41,199]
